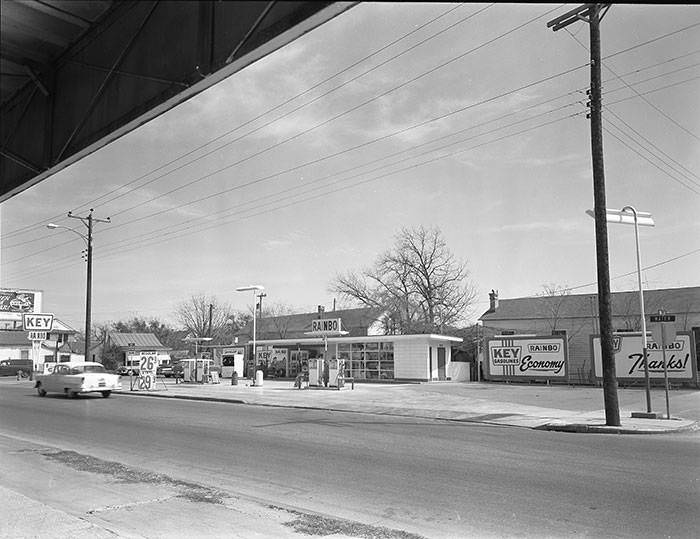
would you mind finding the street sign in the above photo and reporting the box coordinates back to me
[28,331,47,341]
[650,313,677,349]
[22,313,54,331]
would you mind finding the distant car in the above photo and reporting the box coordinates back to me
[156,362,174,377]
[116,365,139,376]
[34,362,121,398]
[0,359,33,377]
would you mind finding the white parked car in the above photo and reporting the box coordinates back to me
[34,362,122,398]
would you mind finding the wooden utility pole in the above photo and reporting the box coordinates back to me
[548,4,619,426]
[67,209,111,364]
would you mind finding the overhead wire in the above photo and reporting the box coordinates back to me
[4,55,697,266]
[0,2,471,240]
[2,11,696,240]
[103,4,564,221]
[74,4,495,213]
[602,122,700,195]
[562,248,700,293]
[6,110,582,281]
[4,9,699,281]
[7,52,697,251]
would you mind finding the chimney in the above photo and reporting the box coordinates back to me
[489,289,499,312]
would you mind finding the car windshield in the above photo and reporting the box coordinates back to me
[70,365,106,374]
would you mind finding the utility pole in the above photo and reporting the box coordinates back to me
[68,209,111,363]
[548,4,620,426]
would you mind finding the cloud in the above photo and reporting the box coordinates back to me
[486,219,586,234]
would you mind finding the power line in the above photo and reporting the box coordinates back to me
[3,64,694,264]
[604,107,700,184]
[2,88,587,269]
[74,4,495,214]
[3,13,697,241]
[104,5,565,221]
[5,111,581,281]
[567,28,700,143]
[0,3,472,241]
[602,121,700,195]
[565,248,700,293]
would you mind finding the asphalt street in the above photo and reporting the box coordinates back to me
[1,381,698,538]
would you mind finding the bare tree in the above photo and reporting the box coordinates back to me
[539,283,573,332]
[175,294,234,343]
[331,226,476,333]
[262,302,298,339]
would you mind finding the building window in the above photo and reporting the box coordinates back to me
[20,350,29,360]
[339,341,395,380]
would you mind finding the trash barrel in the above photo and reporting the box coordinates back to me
[255,370,264,387]
[231,371,238,385]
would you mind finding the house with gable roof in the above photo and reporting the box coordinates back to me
[479,286,700,385]
[106,332,170,371]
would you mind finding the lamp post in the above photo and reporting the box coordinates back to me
[183,336,213,358]
[47,210,110,362]
[236,285,265,379]
[587,206,655,415]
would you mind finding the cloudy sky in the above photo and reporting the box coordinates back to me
[1,3,699,330]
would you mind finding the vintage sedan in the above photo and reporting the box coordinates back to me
[34,362,121,398]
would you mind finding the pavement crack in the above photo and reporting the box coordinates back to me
[271,505,426,538]
[37,449,230,505]
[87,496,177,514]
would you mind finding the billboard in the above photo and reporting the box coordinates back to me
[487,336,568,381]
[592,332,696,382]
[0,289,42,321]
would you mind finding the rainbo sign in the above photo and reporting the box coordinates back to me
[592,332,696,382]
[311,318,342,334]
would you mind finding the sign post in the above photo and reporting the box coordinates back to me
[650,311,676,419]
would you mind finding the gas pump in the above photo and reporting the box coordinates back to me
[308,358,323,386]
[328,357,344,387]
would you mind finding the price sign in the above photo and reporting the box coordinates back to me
[137,353,158,390]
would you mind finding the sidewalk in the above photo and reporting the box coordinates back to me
[116,377,700,434]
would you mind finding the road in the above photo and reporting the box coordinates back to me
[1,382,698,538]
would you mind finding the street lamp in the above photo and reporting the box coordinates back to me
[236,285,265,380]
[183,336,213,357]
[587,206,655,415]
[47,209,110,362]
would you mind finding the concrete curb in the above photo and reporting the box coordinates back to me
[536,420,699,435]
[115,390,698,434]
[114,390,246,405]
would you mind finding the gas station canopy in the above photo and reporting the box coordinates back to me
[0,1,355,202]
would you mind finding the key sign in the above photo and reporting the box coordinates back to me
[23,313,54,331]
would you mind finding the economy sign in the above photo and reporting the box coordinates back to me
[591,332,696,382]
[487,336,567,381]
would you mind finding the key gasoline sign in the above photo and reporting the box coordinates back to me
[487,336,567,381]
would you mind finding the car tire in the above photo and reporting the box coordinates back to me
[101,390,112,398]
[65,389,76,399]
